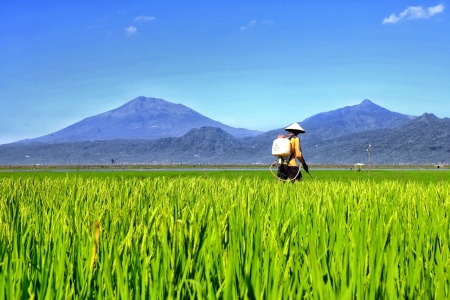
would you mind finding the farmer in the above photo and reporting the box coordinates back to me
[277,122,309,182]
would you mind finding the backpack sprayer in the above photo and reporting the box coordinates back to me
[271,136,291,164]
[269,136,302,181]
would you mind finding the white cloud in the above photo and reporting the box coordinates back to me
[240,20,273,31]
[134,15,156,22]
[382,4,445,24]
[125,26,137,36]
[428,3,445,16]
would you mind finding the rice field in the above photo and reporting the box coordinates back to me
[1,170,450,299]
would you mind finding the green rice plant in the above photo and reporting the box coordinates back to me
[0,175,449,299]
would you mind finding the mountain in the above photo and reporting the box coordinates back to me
[2,98,449,165]
[1,114,449,165]
[300,99,415,140]
[0,127,256,165]
[18,97,262,143]
[303,113,450,164]
[243,99,418,158]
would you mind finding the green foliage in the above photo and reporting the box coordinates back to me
[1,171,450,298]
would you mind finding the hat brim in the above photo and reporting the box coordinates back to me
[286,129,305,134]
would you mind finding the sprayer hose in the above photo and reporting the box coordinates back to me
[269,160,301,182]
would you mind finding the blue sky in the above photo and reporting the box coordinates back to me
[1,1,448,144]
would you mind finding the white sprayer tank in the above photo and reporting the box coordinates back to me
[272,138,291,157]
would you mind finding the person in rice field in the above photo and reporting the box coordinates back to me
[277,122,309,182]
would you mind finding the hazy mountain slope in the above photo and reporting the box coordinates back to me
[1,114,448,165]
[248,99,414,149]
[1,127,256,165]
[2,99,449,165]
[247,101,379,163]
[241,112,449,165]
[304,113,450,164]
[301,99,415,139]
[18,97,262,143]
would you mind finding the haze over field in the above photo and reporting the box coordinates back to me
[1,2,449,144]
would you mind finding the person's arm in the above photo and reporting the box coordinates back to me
[296,139,310,173]
[295,138,306,164]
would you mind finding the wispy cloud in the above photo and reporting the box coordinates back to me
[123,15,155,37]
[134,15,156,22]
[382,4,445,24]
[124,26,137,36]
[240,20,274,31]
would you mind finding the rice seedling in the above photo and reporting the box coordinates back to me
[0,174,449,298]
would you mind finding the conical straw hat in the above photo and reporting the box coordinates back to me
[285,122,305,133]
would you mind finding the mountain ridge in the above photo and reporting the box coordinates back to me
[1,113,448,165]
[301,113,450,164]
[2,97,449,165]
[300,99,415,140]
[17,97,262,143]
